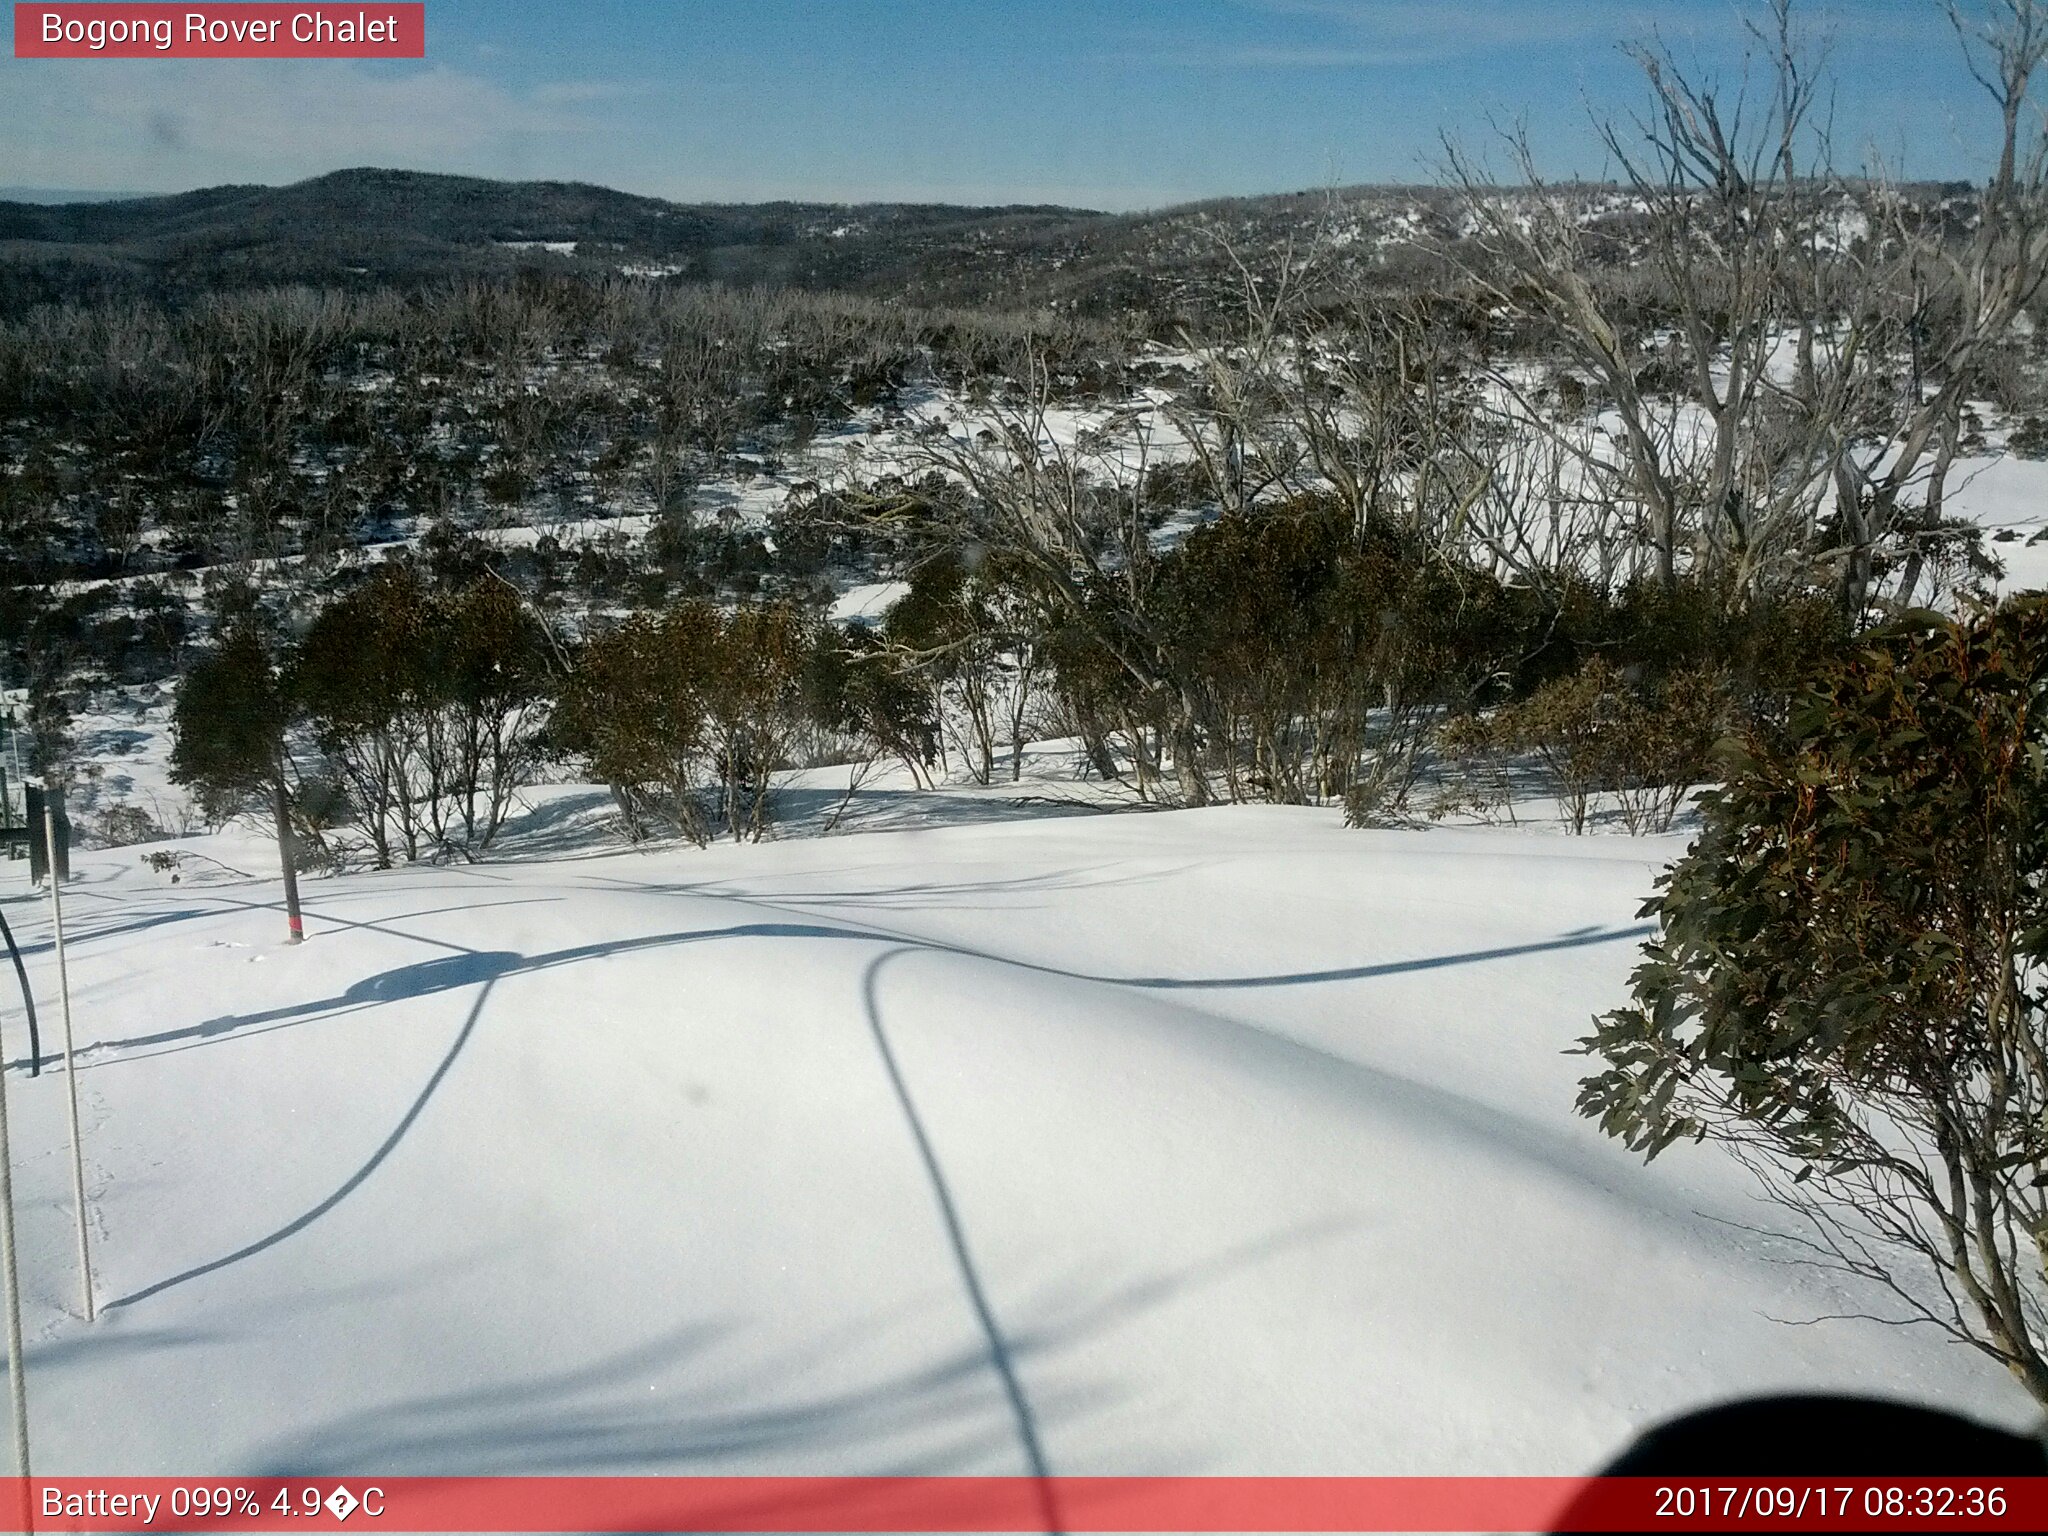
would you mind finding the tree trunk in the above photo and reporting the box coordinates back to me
[1171,696,1210,807]
[271,756,303,944]
[1083,730,1119,781]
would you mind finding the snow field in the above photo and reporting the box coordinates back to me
[0,805,2033,1479]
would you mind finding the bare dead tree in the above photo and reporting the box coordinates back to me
[849,348,1221,805]
[1442,0,2048,616]
[1155,230,1319,519]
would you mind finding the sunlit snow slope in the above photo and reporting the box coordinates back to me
[2,806,2034,1477]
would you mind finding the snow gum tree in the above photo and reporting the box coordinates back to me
[1578,596,2048,1404]
[701,603,813,842]
[882,551,1044,787]
[168,620,305,941]
[556,606,719,847]
[418,579,553,852]
[291,566,551,864]
[558,601,814,845]
[291,569,429,866]
[803,625,941,790]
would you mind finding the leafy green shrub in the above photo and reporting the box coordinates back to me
[885,551,1049,786]
[170,621,291,825]
[1479,659,1729,833]
[805,626,940,787]
[1142,506,1526,816]
[290,565,551,863]
[557,600,813,844]
[703,603,814,840]
[556,606,718,845]
[2008,415,2048,460]
[89,803,166,848]
[1578,597,2048,1405]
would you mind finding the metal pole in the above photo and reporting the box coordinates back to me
[0,912,38,1079]
[0,995,31,1488]
[43,803,93,1322]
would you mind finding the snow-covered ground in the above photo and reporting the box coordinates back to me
[1943,446,2048,595]
[2,791,2035,1478]
[9,359,2048,1477]
[827,581,911,626]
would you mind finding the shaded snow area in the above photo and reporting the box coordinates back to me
[1943,448,2048,596]
[827,581,911,626]
[4,805,2034,1477]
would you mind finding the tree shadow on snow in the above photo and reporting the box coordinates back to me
[235,1217,1361,1495]
[582,861,1199,916]
[87,917,1650,1069]
[93,906,1379,1516]
[859,946,1057,1526]
[106,974,501,1309]
[481,782,1140,867]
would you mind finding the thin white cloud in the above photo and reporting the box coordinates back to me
[531,79,648,106]
[1138,1,1939,73]
[0,60,616,191]
[1234,0,1676,57]
[1142,40,1482,68]
[1238,0,1940,57]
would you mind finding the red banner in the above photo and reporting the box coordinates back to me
[1,1477,2045,1533]
[13,4,424,58]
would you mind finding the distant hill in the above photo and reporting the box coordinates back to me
[0,167,1481,315]
[0,166,1962,320]
[0,167,1114,310]
[0,186,152,204]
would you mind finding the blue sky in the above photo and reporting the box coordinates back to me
[0,1,2013,208]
